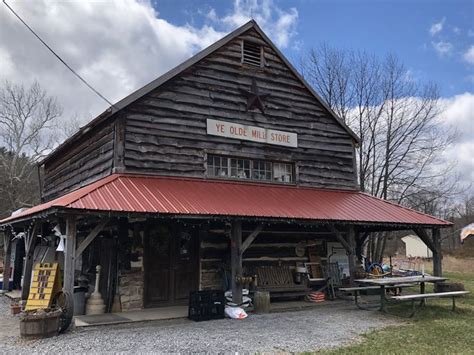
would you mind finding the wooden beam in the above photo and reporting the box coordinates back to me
[413,228,435,252]
[21,222,40,301]
[329,224,357,285]
[231,221,243,304]
[2,231,12,292]
[328,224,352,252]
[347,227,357,285]
[356,231,369,261]
[112,113,126,173]
[240,224,264,253]
[63,216,77,294]
[432,228,442,277]
[75,219,110,259]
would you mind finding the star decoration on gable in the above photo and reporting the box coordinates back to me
[240,78,270,113]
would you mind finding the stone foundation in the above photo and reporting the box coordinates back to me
[119,270,144,311]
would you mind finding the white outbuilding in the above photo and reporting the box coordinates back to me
[401,235,433,258]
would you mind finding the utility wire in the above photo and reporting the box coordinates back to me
[3,0,117,109]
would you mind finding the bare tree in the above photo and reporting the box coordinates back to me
[301,46,459,262]
[0,80,62,217]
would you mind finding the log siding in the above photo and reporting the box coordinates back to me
[42,119,116,201]
[41,26,357,201]
[122,29,357,189]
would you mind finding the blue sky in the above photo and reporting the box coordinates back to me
[155,0,474,97]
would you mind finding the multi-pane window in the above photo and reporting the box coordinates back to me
[207,154,294,183]
[230,158,250,179]
[273,162,293,183]
[208,155,229,177]
[252,160,272,181]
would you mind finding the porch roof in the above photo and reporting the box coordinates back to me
[0,174,451,227]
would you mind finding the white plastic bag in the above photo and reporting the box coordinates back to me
[225,306,248,319]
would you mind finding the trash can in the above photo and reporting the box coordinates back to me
[73,286,87,315]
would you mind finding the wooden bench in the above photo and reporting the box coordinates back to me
[391,291,470,317]
[340,285,415,310]
[253,266,310,299]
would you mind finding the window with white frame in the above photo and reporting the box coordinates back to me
[207,154,294,183]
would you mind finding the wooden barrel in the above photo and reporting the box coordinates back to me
[254,291,270,313]
[20,309,61,338]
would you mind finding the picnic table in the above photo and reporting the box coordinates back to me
[355,275,447,312]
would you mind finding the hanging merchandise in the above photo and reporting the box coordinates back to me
[53,225,65,252]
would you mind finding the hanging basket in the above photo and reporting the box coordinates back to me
[19,308,62,339]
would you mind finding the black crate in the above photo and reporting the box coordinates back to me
[188,290,225,322]
[189,290,225,307]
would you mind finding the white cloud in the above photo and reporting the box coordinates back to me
[438,93,474,189]
[215,0,298,48]
[463,45,474,64]
[429,18,445,36]
[0,0,299,128]
[432,41,453,57]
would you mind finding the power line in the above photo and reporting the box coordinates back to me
[3,0,116,109]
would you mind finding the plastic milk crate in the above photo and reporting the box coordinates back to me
[188,290,225,322]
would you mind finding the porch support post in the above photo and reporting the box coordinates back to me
[329,224,357,285]
[414,227,442,276]
[347,226,357,285]
[355,231,369,263]
[230,220,243,304]
[432,228,442,277]
[63,216,77,294]
[2,230,12,292]
[21,222,40,301]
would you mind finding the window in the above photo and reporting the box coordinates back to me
[242,40,262,67]
[273,162,293,183]
[252,160,272,181]
[230,158,250,179]
[207,154,294,183]
[207,155,229,177]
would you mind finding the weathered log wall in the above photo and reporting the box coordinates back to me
[123,28,357,190]
[41,28,357,201]
[42,119,115,201]
[199,223,333,290]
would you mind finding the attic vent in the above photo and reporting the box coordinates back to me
[242,40,262,67]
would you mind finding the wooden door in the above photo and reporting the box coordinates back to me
[144,223,198,307]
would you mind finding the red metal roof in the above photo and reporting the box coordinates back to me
[0,174,451,226]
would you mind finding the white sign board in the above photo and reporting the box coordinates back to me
[206,119,298,148]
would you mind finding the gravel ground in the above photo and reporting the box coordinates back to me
[0,295,400,353]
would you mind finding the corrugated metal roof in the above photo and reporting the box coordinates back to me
[0,174,451,226]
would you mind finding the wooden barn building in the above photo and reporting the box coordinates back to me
[0,21,450,313]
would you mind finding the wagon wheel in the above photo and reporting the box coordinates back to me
[51,290,74,333]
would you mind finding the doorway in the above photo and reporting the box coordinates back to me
[144,223,199,307]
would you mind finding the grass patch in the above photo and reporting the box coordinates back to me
[318,271,474,355]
